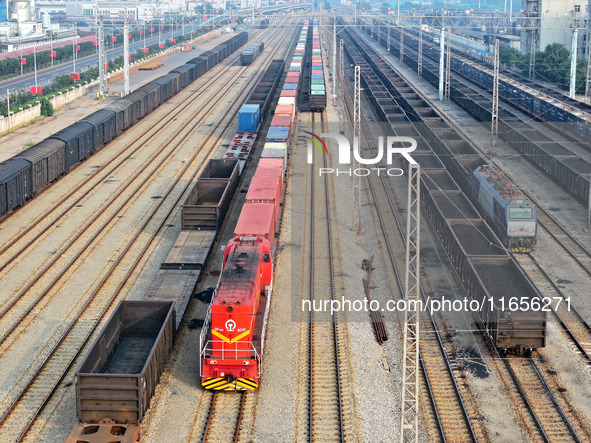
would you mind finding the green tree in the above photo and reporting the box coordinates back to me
[499,47,520,67]
[40,98,53,117]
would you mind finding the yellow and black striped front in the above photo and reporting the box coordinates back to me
[202,377,258,391]
[510,246,531,253]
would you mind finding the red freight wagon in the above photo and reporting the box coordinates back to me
[234,203,276,241]
[245,176,282,221]
[257,159,285,178]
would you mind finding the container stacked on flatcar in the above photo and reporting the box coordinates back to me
[309,21,327,111]
[200,25,310,391]
[223,58,286,166]
[0,31,249,219]
[258,25,309,166]
[240,41,264,65]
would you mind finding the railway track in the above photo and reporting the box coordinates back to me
[503,356,584,442]
[0,25,292,441]
[349,25,591,442]
[535,211,591,279]
[352,25,591,364]
[339,34,483,442]
[295,111,354,442]
[513,253,591,367]
[200,392,255,443]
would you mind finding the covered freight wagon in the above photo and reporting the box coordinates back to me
[49,121,95,169]
[14,138,66,195]
[82,109,117,149]
[104,99,135,133]
[0,158,32,217]
[124,89,149,121]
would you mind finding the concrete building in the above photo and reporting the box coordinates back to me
[521,0,590,59]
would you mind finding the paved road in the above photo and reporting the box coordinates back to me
[0,17,228,100]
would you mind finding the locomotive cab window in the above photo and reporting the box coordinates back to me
[509,208,533,219]
[263,252,271,263]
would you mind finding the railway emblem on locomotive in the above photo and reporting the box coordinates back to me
[304,132,417,176]
[225,319,236,332]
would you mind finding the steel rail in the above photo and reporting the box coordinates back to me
[307,110,345,442]
[350,23,588,442]
[0,25,291,440]
[340,28,476,442]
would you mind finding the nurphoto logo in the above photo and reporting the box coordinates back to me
[304,132,418,176]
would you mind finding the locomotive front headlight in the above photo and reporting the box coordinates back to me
[243,361,249,365]
[210,360,217,364]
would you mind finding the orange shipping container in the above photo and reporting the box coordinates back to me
[245,176,282,222]
[234,203,276,241]
[257,158,285,177]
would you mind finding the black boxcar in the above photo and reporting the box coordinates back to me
[150,75,174,102]
[187,57,206,77]
[0,158,32,217]
[15,138,66,194]
[138,82,163,112]
[170,64,194,89]
[159,73,180,96]
[82,109,117,149]
[49,121,95,169]
[104,99,135,133]
[125,90,149,120]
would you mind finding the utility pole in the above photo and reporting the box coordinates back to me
[439,27,445,101]
[74,23,77,74]
[400,161,421,443]
[445,29,451,99]
[529,26,536,80]
[124,11,130,95]
[98,14,106,98]
[6,90,10,130]
[387,20,391,51]
[353,66,361,232]
[400,26,404,62]
[492,39,500,145]
[332,15,337,103]
[586,44,591,102]
[418,19,423,77]
[339,37,344,135]
[34,46,38,91]
[570,28,578,99]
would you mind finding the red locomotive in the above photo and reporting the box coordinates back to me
[200,235,273,390]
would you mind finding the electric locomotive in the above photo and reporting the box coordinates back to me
[472,165,537,252]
